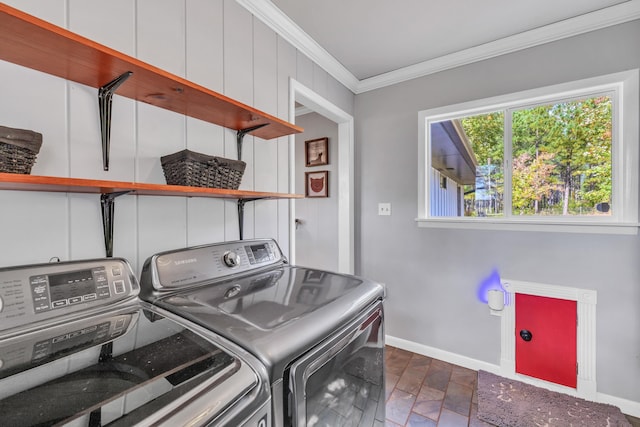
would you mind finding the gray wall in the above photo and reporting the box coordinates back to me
[294,112,339,270]
[355,20,640,403]
[0,0,354,277]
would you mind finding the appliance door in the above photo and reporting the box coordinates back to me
[288,301,384,426]
[0,307,260,427]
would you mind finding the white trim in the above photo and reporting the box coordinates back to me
[234,0,359,93]
[416,218,640,235]
[417,69,640,230]
[288,78,355,274]
[386,334,640,418]
[235,0,640,94]
[294,105,314,117]
[385,335,501,374]
[358,1,640,93]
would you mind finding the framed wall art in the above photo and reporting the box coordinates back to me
[305,170,328,198]
[305,137,329,166]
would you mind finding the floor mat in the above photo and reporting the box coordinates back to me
[477,370,631,427]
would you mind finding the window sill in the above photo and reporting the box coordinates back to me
[415,217,639,235]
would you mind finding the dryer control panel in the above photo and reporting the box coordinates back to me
[0,258,138,333]
[142,238,286,291]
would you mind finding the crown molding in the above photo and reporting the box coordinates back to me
[234,0,360,92]
[358,1,640,93]
[236,0,640,95]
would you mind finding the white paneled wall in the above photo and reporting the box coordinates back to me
[0,0,354,274]
[429,169,462,217]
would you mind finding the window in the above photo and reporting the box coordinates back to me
[417,70,639,233]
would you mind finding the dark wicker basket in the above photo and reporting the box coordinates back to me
[161,149,246,190]
[0,125,43,174]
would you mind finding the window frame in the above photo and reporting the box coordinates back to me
[417,70,639,235]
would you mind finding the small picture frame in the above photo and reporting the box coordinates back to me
[305,137,329,166]
[305,171,328,198]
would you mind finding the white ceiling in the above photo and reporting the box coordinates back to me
[237,0,640,93]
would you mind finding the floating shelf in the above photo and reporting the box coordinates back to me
[0,3,303,140]
[0,3,305,255]
[0,173,303,200]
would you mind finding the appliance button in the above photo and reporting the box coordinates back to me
[69,297,82,304]
[0,296,3,313]
[52,300,67,308]
[223,251,241,268]
[112,267,122,276]
[113,280,126,294]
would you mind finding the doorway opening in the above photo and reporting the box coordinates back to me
[288,79,354,274]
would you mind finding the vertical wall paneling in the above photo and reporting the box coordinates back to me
[0,192,69,266]
[185,0,226,246]
[67,1,137,261]
[3,0,65,26]
[312,63,329,100]
[223,0,254,239]
[68,0,135,55]
[1,68,68,177]
[0,0,69,266]
[0,1,355,279]
[277,37,297,257]
[327,75,355,117]
[253,18,278,238]
[184,0,224,92]
[68,0,136,176]
[136,0,186,77]
[296,52,314,90]
[136,1,188,267]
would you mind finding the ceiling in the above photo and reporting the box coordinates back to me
[237,0,640,93]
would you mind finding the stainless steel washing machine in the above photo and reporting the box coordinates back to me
[0,257,271,426]
[140,238,386,427]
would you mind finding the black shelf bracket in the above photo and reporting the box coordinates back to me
[237,198,264,240]
[236,123,269,161]
[100,191,132,258]
[235,123,269,239]
[98,71,133,171]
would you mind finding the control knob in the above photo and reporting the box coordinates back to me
[223,251,241,268]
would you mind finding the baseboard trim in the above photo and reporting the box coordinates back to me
[385,335,501,374]
[385,335,640,418]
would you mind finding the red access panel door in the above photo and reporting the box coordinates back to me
[515,293,577,388]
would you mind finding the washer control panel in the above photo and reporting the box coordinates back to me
[144,238,285,291]
[0,258,138,333]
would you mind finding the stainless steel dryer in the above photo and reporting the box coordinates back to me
[140,238,386,427]
[0,257,271,426]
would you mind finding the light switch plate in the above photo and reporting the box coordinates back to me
[378,203,391,216]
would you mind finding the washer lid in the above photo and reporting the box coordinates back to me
[152,266,384,381]
[0,305,262,427]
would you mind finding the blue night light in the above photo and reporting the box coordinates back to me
[477,268,504,304]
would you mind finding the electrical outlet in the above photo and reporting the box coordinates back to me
[378,203,391,216]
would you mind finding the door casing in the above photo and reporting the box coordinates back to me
[288,79,354,274]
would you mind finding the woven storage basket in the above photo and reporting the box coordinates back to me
[161,149,246,190]
[0,125,43,174]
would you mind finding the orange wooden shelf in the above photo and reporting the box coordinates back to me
[0,3,302,140]
[0,173,303,200]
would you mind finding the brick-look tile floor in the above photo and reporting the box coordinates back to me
[384,346,640,427]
